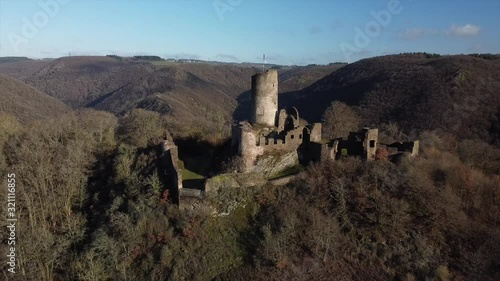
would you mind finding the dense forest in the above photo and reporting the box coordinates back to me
[281,54,500,145]
[0,54,499,280]
[0,108,499,280]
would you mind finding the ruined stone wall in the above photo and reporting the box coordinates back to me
[233,122,310,172]
[309,123,322,143]
[251,70,278,127]
[237,122,264,172]
[409,141,419,157]
[347,128,379,160]
[162,140,183,190]
[362,128,378,160]
[167,146,183,190]
[385,140,419,157]
[309,140,338,162]
[277,109,287,132]
[284,127,305,146]
[256,126,305,153]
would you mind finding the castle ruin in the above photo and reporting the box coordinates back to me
[232,69,419,172]
[165,69,419,205]
[232,70,323,172]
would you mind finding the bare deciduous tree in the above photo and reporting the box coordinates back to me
[322,101,361,139]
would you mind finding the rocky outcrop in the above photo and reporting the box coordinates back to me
[253,150,300,179]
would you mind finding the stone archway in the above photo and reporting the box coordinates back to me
[302,127,311,143]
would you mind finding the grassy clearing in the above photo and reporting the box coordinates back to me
[178,160,204,180]
[181,168,204,180]
[178,160,205,189]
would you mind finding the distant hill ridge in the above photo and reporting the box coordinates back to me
[1,54,498,143]
[0,57,32,64]
[280,54,500,143]
[0,56,340,138]
[0,74,70,123]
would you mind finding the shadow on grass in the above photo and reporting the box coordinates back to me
[182,179,205,190]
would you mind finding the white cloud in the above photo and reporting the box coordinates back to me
[397,24,481,41]
[398,28,439,40]
[448,24,481,37]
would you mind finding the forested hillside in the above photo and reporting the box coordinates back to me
[0,57,338,141]
[281,54,500,144]
[0,109,498,280]
[0,54,499,280]
[0,74,70,123]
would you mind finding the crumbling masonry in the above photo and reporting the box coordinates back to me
[232,70,419,172]
[161,137,183,203]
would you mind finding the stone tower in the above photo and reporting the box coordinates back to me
[250,70,278,127]
[362,128,378,160]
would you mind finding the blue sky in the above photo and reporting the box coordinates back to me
[0,0,499,65]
